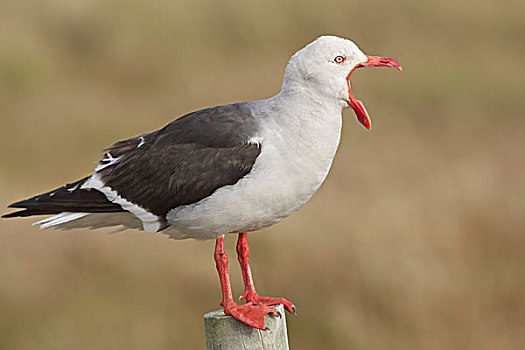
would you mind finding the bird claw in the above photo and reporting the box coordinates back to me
[244,294,297,315]
[223,302,279,330]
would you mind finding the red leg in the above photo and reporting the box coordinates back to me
[214,236,279,330]
[236,232,297,314]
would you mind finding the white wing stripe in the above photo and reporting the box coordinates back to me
[81,173,162,233]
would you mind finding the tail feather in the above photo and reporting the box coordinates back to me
[41,212,142,231]
[3,177,124,218]
[33,212,90,229]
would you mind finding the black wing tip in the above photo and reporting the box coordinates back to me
[3,209,31,218]
[5,194,52,209]
[3,176,125,217]
[3,199,42,218]
[2,211,22,218]
[7,199,34,209]
[2,208,58,218]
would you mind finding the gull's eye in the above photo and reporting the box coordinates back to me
[334,55,346,64]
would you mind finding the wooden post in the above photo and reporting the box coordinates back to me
[204,304,289,350]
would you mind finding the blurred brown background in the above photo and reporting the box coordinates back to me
[1,0,524,349]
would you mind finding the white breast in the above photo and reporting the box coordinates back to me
[165,95,343,240]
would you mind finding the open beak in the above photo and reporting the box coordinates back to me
[346,55,402,130]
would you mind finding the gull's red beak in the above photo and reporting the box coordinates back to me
[346,55,402,130]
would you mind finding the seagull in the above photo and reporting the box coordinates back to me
[3,35,401,330]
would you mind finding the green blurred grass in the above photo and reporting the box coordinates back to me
[1,0,524,349]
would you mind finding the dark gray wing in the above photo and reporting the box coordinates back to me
[2,103,261,221]
[97,103,261,218]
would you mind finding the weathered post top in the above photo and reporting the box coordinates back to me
[204,304,289,350]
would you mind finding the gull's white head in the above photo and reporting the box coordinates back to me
[282,35,402,129]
